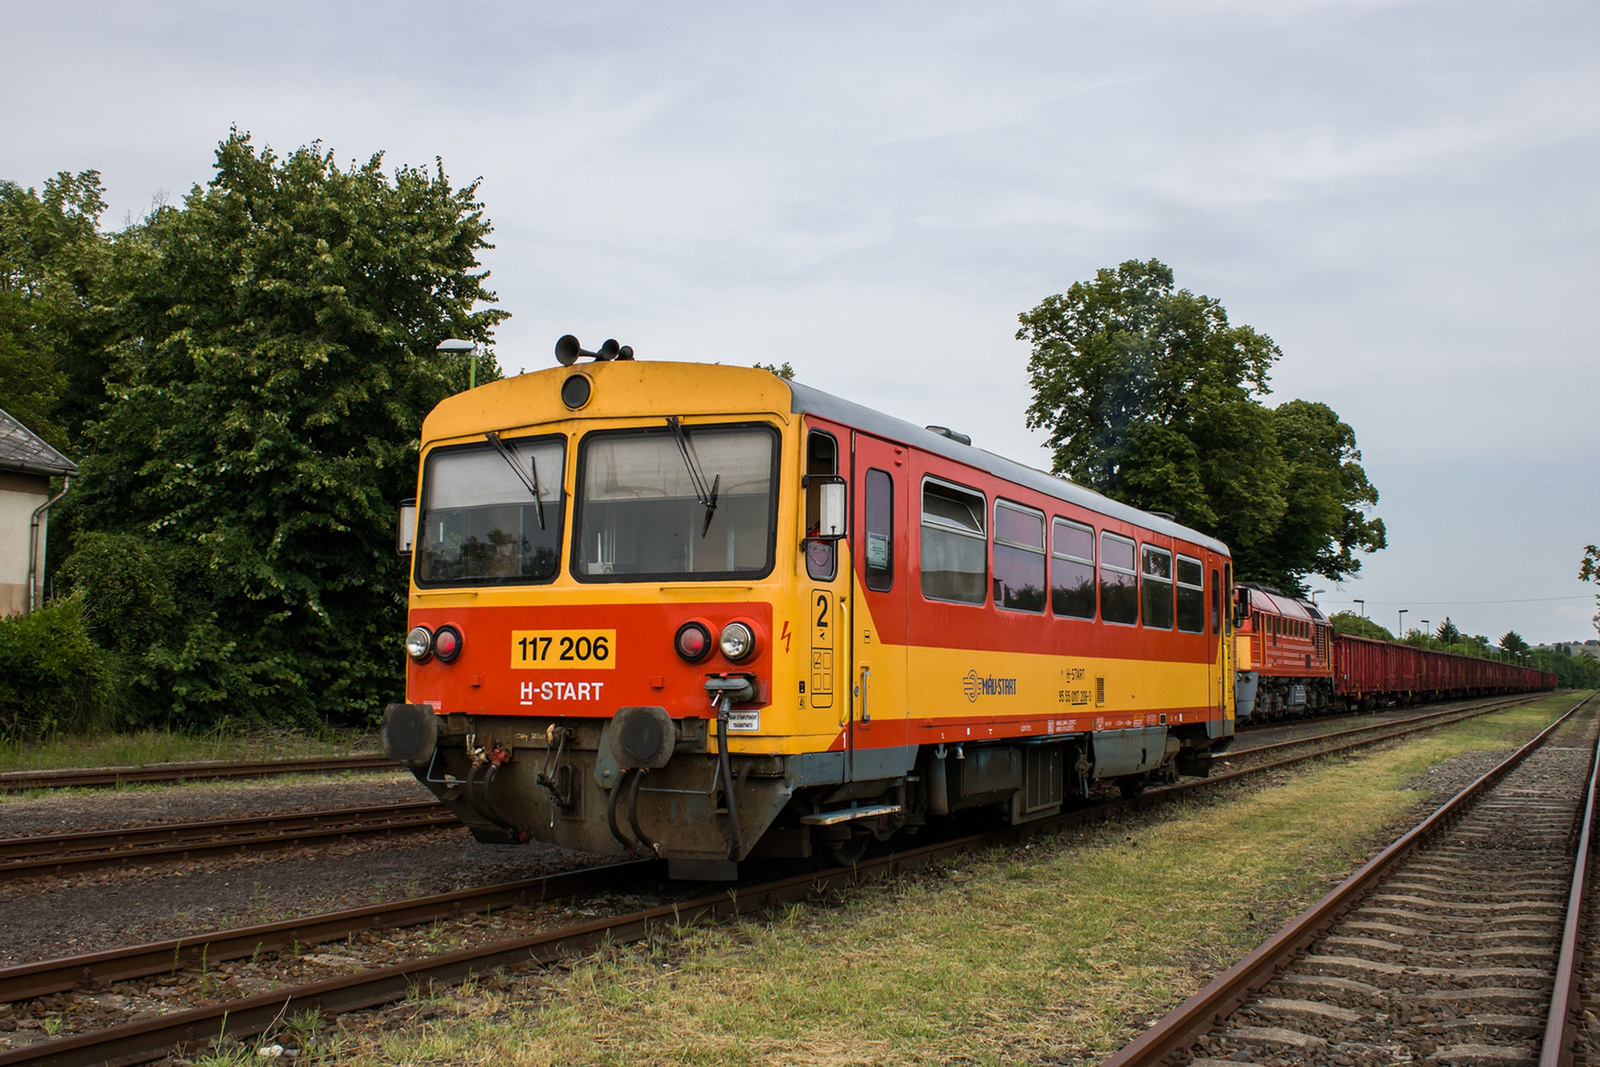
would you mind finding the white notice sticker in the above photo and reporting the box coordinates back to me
[725,711,761,733]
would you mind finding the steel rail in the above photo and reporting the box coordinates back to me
[0,755,397,794]
[0,859,659,1004]
[0,803,456,882]
[1539,701,1600,1067]
[1099,691,1596,1067]
[0,691,1562,1065]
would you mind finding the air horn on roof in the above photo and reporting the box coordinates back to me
[555,334,634,366]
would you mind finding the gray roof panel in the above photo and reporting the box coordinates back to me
[0,407,77,477]
[786,380,1230,557]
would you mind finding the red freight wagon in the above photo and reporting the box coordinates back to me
[1332,632,1555,709]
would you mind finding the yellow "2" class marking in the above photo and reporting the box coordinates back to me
[510,630,616,670]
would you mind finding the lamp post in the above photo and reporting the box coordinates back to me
[437,338,479,390]
[1310,589,1326,606]
[1398,608,1408,638]
[1421,620,1430,642]
[1354,599,1365,619]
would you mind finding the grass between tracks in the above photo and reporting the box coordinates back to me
[217,692,1587,1067]
[0,724,376,774]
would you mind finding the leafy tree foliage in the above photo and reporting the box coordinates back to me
[1583,545,1600,630]
[1499,630,1529,655]
[55,132,506,727]
[1019,259,1385,593]
[1327,610,1394,641]
[1435,617,1462,644]
[0,171,114,448]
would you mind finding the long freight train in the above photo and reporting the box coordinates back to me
[1233,582,1555,720]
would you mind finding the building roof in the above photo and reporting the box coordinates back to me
[0,407,77,477]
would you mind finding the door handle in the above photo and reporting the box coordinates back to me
[859,665,871,725]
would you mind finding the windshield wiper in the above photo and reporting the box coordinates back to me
[665,416,719,537]
[485,431,545,530]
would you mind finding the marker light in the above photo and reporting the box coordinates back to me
[405,626,434,662]
[433,625,463,663]
[719,622,756,662]
[675,621,712,663]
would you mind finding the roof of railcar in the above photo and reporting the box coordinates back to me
[419,360,1230,557]
[786,378,1230,557]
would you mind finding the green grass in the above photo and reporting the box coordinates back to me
[0,722,377,773]
[214,692,1589,1067]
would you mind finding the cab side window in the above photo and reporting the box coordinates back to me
[805,431,838,581]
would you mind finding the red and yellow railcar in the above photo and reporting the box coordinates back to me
[383,352,1238,878]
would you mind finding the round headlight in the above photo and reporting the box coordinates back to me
[719,622,756,662]
[675,621,712,663]
[405,625,434,662]
[433,625,463,663]
[561,373,592,410]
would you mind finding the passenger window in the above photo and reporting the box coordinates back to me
[1141,545,1174,630]
[864,468,894,592]
[993,501,1045,613]
[921,479,986,604]
[1176,555,1204,633]
[805,431,838,581]
[1052,519,1096,620]
[1099,533,1138,625]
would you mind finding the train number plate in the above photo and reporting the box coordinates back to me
[510,630,616,670]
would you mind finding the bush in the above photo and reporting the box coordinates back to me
[0,598,121,739]
[61,530,280,730]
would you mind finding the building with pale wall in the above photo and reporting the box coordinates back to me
[0,408,76,617]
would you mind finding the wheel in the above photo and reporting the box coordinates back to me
[820,831,872,867]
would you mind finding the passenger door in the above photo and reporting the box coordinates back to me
[848,433,910,780]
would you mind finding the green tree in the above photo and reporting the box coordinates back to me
[1018,259,1384,593]
[0,171,113,448]
[1435,617,1462,645]
[1583,545,1600,630]
[1500,630,1529,656]
[59,131,506,727]
[753,361,795,380]
[1328,610,1394,641]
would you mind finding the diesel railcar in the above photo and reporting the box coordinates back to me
[383,346,1239,879]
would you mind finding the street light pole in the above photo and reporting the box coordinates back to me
[1354,599,1365,619]
[436,338,480,390]
[1311,589,1326,606]
[1398,608,1408,638]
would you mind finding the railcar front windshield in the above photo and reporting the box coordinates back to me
[415,437,565,585]
[574,424,779,581]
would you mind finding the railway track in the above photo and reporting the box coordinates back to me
[0,754,397,794]
[0,695,1529,886]
[1103,691,1598,1067]
[0,691,1560,1066]
[0,801,455,882]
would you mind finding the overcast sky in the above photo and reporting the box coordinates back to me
[5,1,1596,644]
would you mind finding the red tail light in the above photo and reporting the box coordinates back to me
[433,625,463,663]
[675,621,712,663]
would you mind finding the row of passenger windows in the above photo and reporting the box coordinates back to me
[871,474,1213,631]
